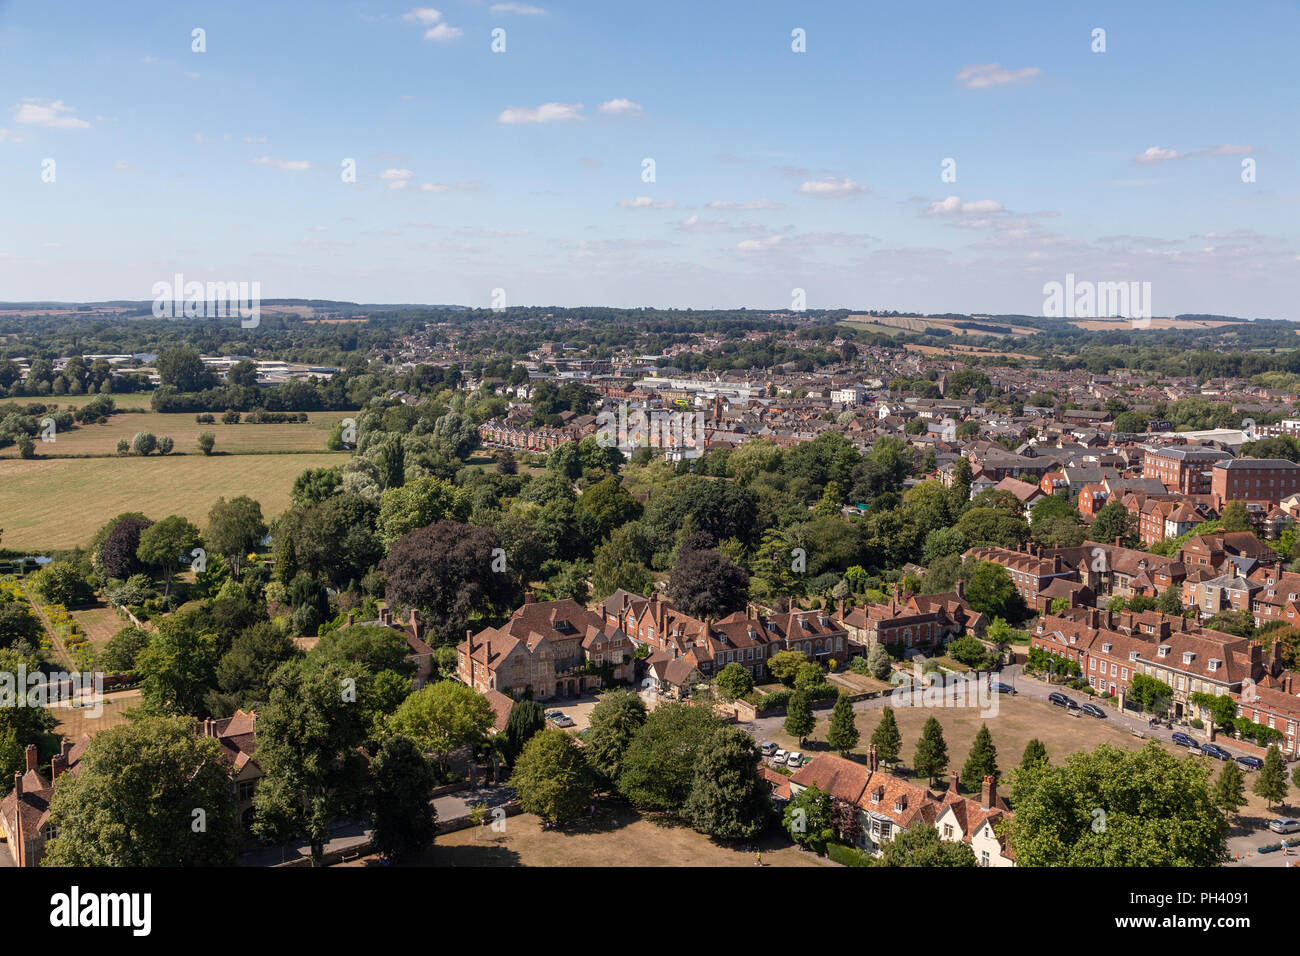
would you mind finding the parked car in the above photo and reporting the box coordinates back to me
[760,741,777,756]
[991,682,1017,696]
[1079,703,1106,719]
[1171,731,1200,749]
[549,714,575,728]
[1048,692,1078,710]
[1267,817,1300,834]
[1200,743,1232,761]
[772,749,788,765]
[787,752,803,768]
[1235,755,1264,771]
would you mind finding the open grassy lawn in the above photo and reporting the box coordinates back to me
[38,392,156,410]
[49,688,140,740]
[767,693,1165,776]
[356,805,826,867]
[70,602,130,653]
[0,452,347,550]
[0,408,354,458]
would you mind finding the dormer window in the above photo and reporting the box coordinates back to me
[870,787,883,804]
[1158,645,1171,657]
[1208,658,1221,672]
[1129,651,1140,662]
[819,615,830,626]
[1182,651,1195,665]
[1102,642,1112,654]
[894,796,907,812]
[1069,635,1077,644]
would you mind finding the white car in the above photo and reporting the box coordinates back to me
[772,749,788,765]
[787,751,804,768]
[759,741,777,756]
[1268,817,1300,834]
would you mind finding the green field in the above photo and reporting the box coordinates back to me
[0,452,348,550]
[0,408,353,458]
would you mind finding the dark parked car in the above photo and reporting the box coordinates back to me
[991,682,1017,696]
[1171,731,1200,750]
[1048,692,1078,710]
[1080,703,1106,719]
[1235,755,1263,771]
[1199,743,1232,761]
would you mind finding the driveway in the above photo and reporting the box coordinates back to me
[434,784,516,823]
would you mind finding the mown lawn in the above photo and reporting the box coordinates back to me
[0,408,354,458]
[0,452,347,550]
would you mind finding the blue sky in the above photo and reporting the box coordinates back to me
[1,0,1297,317]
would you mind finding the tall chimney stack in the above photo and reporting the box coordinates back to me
[24,744,37,772]
[949,770,960,794]
[981,774,997,809]
[13,771,21,797]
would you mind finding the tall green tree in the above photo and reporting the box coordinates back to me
[960,723,999,793]
[1212,760,1247,817]
[617,702,721,811]
[389,680,494,771]
[871,706,902,764]
[783,782,833,854]
[370,734,438,863]
[1019,738,1048,771]
[43,716,239,866]
[251,658,373,865]
[584,689,647,787]
[684,726,772,839]
[1253,744,1289,810]
[826,693,860,755]
[502,698,546,766]
[784,689,815,746]
[136,514,202,597]
[1008,742,1227,866]
[205,496,268,578]
[913,716,949,785]
[510,728,596,825]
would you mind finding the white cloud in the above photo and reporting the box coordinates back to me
[402,8,461,40]
[598,98,642,116]
[193,132,208,143]
[1203,144,1254,156]
[1135,146,1180,164]
[423,23,463,41]
[618,196,675,209]
[955,64,1041,89]
[707,199,784,210]
[252,156,312,171]
[13,99,91,128]
[490,2,545,13]
[403,8,444,25]
[926,195,1005,215]
[797,177,866,198]
[419,182,450,192]
[497,102,583,124]
[737,235,784,250]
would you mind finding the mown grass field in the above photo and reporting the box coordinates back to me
[0,408,353,458]
[0,452,347,550]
